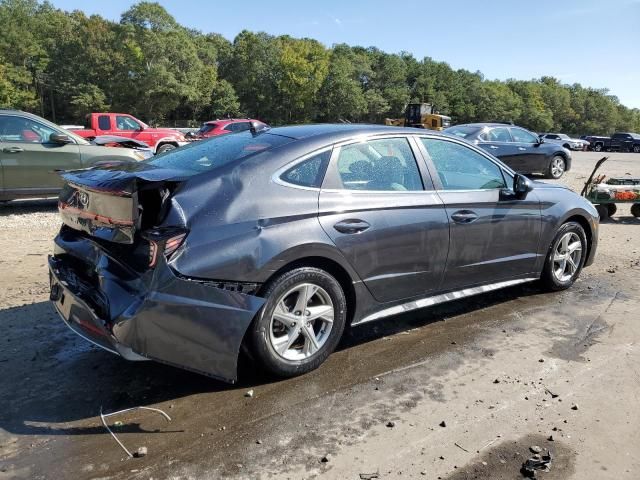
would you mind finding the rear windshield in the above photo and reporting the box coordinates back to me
[146,131,293,174]
[444,126,480,138]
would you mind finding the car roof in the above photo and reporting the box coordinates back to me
[265,123,436,141]
[453,123,513,128]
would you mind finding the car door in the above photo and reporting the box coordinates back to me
[510,127,546,173]
[476,127,523,171]
[417,136,541,291]
[114,114,143,141]
[0,114,81,193]
[318,136,450,303]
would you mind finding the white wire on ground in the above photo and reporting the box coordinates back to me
[100,405,172,458]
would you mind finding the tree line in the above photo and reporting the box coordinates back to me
[1,0,639,135]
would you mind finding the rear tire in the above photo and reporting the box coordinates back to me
[595,204,609,221]
[607,204,617,217]
[250,267,347,378]
[631,203,640,217]
[540,222,587,291]
[547,155,566,179]
[633,145,640,153]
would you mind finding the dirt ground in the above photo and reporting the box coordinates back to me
[0,151,639,480]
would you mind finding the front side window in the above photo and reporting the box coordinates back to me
[0,115,58,143]
[510,127,538,143]
[421,138,506,191]
[116,115,141,131]
[335,137,423,191]
[281,150,331,188]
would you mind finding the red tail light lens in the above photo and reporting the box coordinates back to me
[164,233,187,258]
[144,229,188,267]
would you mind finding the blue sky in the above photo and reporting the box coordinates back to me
[50,0,640,108]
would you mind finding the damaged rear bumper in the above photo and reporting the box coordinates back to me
[48,234,265,383]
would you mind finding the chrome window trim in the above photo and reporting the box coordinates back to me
[353,277,538,326]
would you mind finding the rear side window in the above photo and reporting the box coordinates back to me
[335,137,423,191]
[147,131,294,175]
[98,115,110,130]
[281,150,331,188]
[421,138,506,190]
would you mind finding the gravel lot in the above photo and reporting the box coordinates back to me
[0,151,639,480]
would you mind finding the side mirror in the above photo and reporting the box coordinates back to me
[50,133,73,144]
[514,173,533,199]
[536,137,544,145]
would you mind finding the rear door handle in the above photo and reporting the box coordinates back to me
[450,210,478,224]
[334,219,371,234]
[2,147,24,153]
[518,147,527,151]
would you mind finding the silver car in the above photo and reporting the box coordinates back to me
[540,133,585,151]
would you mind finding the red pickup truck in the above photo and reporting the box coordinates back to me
[73,113,188,154]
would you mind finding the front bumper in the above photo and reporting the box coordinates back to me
[49,233,265,382]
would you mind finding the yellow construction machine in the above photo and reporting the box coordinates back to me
[385,103,451,131]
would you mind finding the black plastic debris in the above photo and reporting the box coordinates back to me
[521,448,552,478]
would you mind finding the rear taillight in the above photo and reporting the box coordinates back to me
[164,233,186,258]
[143,228,188,267]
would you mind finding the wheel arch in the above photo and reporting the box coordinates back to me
[259,255,357,325]
[154,138,179,153]
[563,214,594,263]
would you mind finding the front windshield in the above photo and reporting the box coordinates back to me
[146,131,294,175]
[444,126,480,138]
[558,134,570,139]
[630,133,640,140]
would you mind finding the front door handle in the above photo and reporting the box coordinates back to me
[2,147,24,153]
[518,147,527,151]
[451,210,478,224]
[334,219,371,234]
[489,145,499,149]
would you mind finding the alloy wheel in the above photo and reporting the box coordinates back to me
[551,157,565,178]
[268,283,334,361]
[553,232,582,282]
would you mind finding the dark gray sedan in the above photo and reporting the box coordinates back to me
[49,124,598,382]
[445,123,572,179]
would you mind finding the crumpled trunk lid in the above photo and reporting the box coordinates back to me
[58,161,189,244]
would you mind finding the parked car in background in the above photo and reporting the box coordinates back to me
[445,123,572,179]
[193,119,269,139]
[585,132,640,153]
[73,113,188,154]
[0,110,142,202]
[49,124,598,382]
[539,133,585,151]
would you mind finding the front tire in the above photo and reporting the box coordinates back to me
[631,203,640,217]
[633,145,640,153]
[540,222,587,291]
[156,143,176,154]
[250,267,347,378]
[594,143,603,152]
[547,155,566,179]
